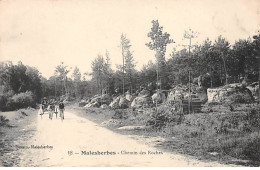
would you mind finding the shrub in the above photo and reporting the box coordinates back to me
[10,91,36,110]
[146,104,184,129]
[229,92,253,103]
[0,115,9,126]
[0,95,8,111]
[246,109,260,128]
[242,132,260,162]
[0,90,15,111]
[112,109,128,119]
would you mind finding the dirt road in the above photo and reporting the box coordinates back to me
[3,110,233,167]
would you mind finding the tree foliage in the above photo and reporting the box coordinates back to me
[146,20,174,89]
[1,21,259,107]
[118,34,136,94]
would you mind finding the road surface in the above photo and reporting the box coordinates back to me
[8,110,231,167]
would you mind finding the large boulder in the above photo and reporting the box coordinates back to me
[109,96,130,109]
[79,99,87,107]
[130,89,152,109]
[125,93,134,102]
[85,98,92,104]
[207,83,254,103]
[131,96,152,109]
[119,97,130,109]
[84,95,101,108]
[247,82,259,99]
[90,95,101,103]
[207,88,223,103]
[101,94,112,105]
[84,101,100,108]
[152,91,166,104]
[109,96,121,109]
[100,104,109,109]
[138,89,150,97]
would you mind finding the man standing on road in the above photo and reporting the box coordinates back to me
[58,100,65,120]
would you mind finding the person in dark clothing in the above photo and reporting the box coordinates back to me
[48,100,56,120]
[40,97,48,115]
[58,100,65,120]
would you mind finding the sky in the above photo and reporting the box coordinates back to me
[0,0,259,79]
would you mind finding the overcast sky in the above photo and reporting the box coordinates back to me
[0,0,259,79]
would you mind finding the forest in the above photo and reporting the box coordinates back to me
[0,20,259,111]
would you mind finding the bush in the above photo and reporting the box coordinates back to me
[0,95,8,111]
[0,90,15,111]
[146,104,184,129]
[242,132,260,162]
[112,109,128,119]
[0,115,9,126]
[229,91,253,103]
[10,91,36,110]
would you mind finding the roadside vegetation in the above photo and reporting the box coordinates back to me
[71,101,260,166]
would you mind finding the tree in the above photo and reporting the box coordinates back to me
[124,50,137,94]
[72,67,81,82]
[252,31,260,99]
[168,48,192,85]
[55,62,70,97]
[0,61,13,92]
[0,61,42,102]
[103,50,114,95]
[105,50,111,68]
[196,39,215,87]
[183,28,199,54]
[138,60,157,91]
[91,55,106,95]
[25,66,42,101]
[146,20,174,90]
[120,34,132,95]
[72,67,81,98]
[10,61,28,93]
[229,39,257,83]
[212,36,230,85]
[118,35,136,94]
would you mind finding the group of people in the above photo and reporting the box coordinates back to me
[40,97,65,120]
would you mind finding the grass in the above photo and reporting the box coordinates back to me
[70,102,260,166]
[160,104,260,166]
[0,108,38,166]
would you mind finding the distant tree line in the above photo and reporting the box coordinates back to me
[89,20,259,97]
[0,20,259,111]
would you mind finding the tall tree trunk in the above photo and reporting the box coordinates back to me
[130,71,132,94]
[220,64,223,84]
[258,57,260,100]
[221,53,228,85]
[122,45,125,96]
[210,66,213,88]
[63,77,67,97]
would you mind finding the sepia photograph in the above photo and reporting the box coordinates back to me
[0,0,260,167]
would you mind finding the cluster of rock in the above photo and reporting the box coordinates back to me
[207,83,256,103]
[79,94,112,108]
[80,87,205,109]
[167,84,207,103]
[80,89,153,109]
[79,81,258,109]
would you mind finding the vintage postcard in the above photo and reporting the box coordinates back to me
[0,0,260,167]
